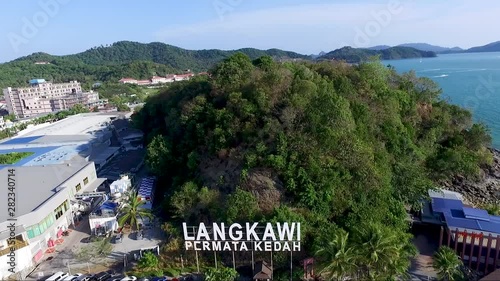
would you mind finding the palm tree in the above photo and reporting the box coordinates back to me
[433,246,464,281]
[315,229,358,281]
[354,223,416,280]
[118,190,154,231]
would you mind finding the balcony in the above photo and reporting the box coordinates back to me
[0,238,29,257]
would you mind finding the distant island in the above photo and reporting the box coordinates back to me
[367,41,500,54]
[318,46,437,63]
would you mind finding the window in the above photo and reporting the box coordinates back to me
[27,229,35,239]
[75,183,81,192]
[83,177,89,185]
[54,200,68,220]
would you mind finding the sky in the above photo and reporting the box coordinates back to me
[0,0,499,62]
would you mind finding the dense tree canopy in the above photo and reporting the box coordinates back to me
[133,54,492,278]
[0,41,306,90]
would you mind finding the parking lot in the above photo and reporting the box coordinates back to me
[98,149,146,181]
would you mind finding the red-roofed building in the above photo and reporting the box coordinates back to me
[119,78,138,84]
[174,73,195,81]
[136,80,151,86]
[151,76,168,84]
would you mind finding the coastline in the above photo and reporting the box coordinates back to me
[442,148,500,206]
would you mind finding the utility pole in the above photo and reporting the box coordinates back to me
[290,251,293,281]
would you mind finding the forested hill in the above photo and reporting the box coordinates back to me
[69,41,308,68]
[0,41,307,89]
[319,46,437,63]
[133,54,492,279]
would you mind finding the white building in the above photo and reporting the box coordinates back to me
[110,175,132,194]
[0,162,106,280]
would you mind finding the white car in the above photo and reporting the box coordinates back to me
[120,276,137,281]
[63,273,83,281]
[46,272,69,281]
[75,275,94,281]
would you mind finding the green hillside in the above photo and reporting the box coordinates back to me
[133,54,492,279]
[0,41,307,90]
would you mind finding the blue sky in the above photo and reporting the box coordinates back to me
[0,0,499,62]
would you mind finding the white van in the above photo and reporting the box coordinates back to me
[46,272,69,281]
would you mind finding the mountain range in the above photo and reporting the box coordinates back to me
[366,41,500,54]
[1,40,500,90]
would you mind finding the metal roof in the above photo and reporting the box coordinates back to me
[463,207,490,221]
[1,136,43,145]
[430,192,500,235]
[431,198,463,214]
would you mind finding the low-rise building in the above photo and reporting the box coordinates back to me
[0,162,106,279]
[421,189,500,275]
[110,175,132,194]
[118,72,198,85]
[0,113,129,171]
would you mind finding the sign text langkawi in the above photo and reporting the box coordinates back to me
[182,222,301,252]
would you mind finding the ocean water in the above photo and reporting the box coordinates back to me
[383,52,500,148]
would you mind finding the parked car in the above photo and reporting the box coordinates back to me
[63,273,83,281]
[94,271,112,281]
[47,272,69,281]
[75,274,94,281]
[109,275,125,281]
[120,276,137,281]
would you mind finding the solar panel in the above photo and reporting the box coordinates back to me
[432,198,464,214]
[445,215,481,230]
[477,220,500,234]
[463,207,490,221]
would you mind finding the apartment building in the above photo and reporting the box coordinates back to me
[3,79,101,118]
[0,162,106,279]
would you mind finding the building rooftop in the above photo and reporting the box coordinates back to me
[429,192,500,235]
[0,162,88,220]
[18,113,118,137]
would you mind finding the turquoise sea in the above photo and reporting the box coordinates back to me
[384,52,500,148]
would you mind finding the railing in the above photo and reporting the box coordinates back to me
[0,239,29,257]
[89,212,116,219]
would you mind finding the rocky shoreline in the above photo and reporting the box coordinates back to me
[442,148,500,207]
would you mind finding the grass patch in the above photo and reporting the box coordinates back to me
[0,152,34,164]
